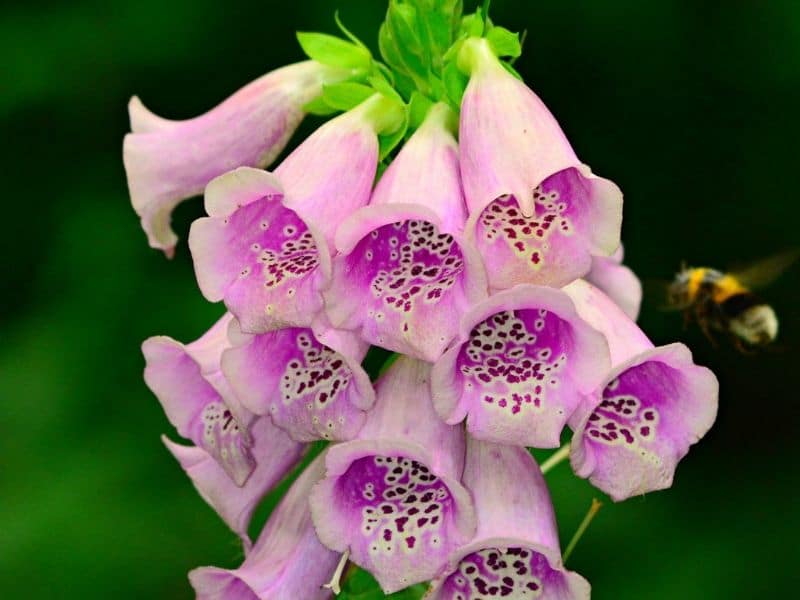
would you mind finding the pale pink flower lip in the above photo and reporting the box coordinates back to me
[458,38,623,289]
[427,438,590,600]
[124,61,348,256]
[564,280,719,501]
[584,246,643,321]
[189,453,339,600]
[309,357,477,594]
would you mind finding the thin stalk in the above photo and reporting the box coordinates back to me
[540,442,570,475]
[563,499,603,564]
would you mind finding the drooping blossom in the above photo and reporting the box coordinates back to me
[189,453,339,600]
[189,93,404,332]
[221,317,374,442]
[431,285,610,448]
[142,313,258,485]
[428,438,590,599]
[124,61,348,256]
[584,246,642,320]
[309,357,476,593]
[162,415,306,551]
[458,37,623,289]
[563,280,718,501]
[325,102,487,361]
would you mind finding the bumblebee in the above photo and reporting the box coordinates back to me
[664,251,797,350]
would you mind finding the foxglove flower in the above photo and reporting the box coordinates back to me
[124,61,348,256]
[309,357,476,593]
[162,414,305,551]
[428,438,590,599]
[431,285,610,448]
[221,318,375,442]
[189,94,404,332]
[190,453,339,600]
[563,280,718,501]
[458,37,623,289]
[325,102,487,361]
[142,313,259,485]
[584,246,642,320]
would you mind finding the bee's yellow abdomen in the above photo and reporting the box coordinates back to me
[712,275,749,303]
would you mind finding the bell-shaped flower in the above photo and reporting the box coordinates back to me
[142,313,258,485]
[124,61,348,256]
[189,94,404,332]
[189,453,339,600]
[309,357,476,594]
[428,438,590,599]
[584,246,642,320]
[221,317,374,442]
[563,280,718,501]
[325,103,487,361]
[457,37,623,289]
[162,414,306,552]
[431,285,610,448]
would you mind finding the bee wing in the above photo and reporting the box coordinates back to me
[642,278,688,311]
[729,249,800,290]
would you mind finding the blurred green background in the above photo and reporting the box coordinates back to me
[2,0,799,598]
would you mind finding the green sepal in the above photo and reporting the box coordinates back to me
[486,26,521,58]
[320,82,376,112]
[460,12,485,38]
[302,95,339,116]
[334,10,369,50]
[408,91,434,130]
[501,59,524,81]
[443,58,469,109]
[378,109,409,160]
[296,31,371,71]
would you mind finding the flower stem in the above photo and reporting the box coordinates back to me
[322,548,350,595]
[563,499,603,564]
[540,442,570,475]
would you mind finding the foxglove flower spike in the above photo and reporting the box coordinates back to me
[124,61,348,256]
[563,280,719,501]
[326,102,487,361]
[310,357,476,593]
[458,38,623,289]
[189,453,339,600]
[428,438,590,599]
[431,285,610,448]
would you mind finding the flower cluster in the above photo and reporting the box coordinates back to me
[126,3,718,598]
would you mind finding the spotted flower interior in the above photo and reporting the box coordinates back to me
[333,218,468,358]
[441,547,574,600]
[335,455,461,569]
[474,168,594,289]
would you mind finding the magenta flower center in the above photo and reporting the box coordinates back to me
[586,361,675,460]
[350,219,464,317]
[230,196,319,296]
[441,546,565,599]
[457,309,572,416]
[338,455,454,557]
